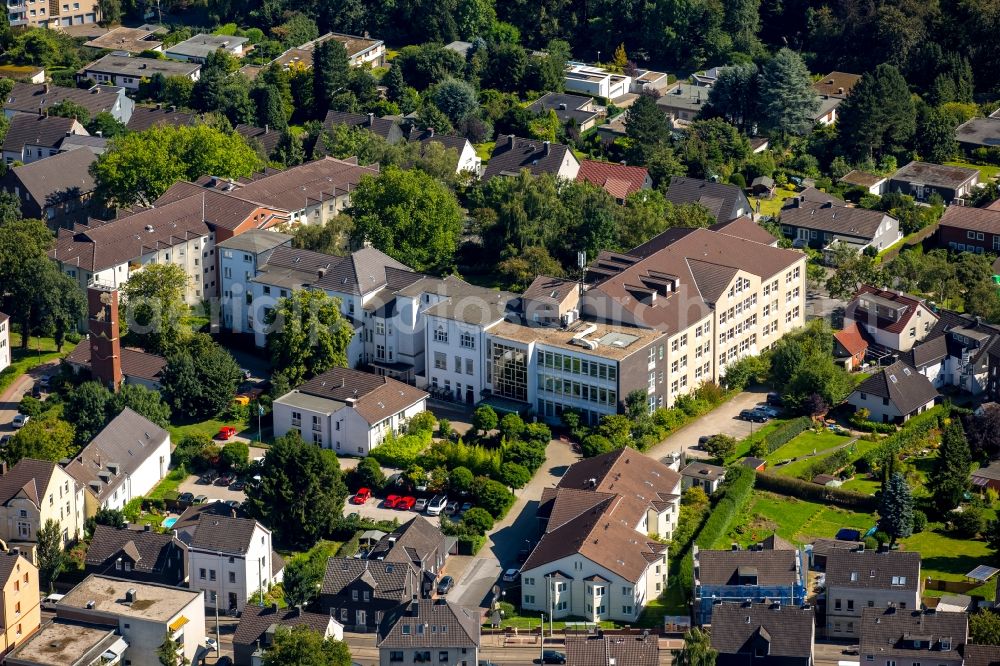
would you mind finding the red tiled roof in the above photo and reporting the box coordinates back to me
[576,160,649,200]
[835,322,868,357]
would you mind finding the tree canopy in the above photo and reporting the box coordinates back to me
[266,290,354,386]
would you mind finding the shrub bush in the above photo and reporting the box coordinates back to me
[371,429,432,469]
[755,471,878,511]
[953,505,985,537]
[420,438,502,478]
[849,410,897,433]
[912,510,928,533]
[761,417,811,455]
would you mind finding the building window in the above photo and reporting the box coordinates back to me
[434,328,448,343]
[460,331,475,349]
[229,572,236,583]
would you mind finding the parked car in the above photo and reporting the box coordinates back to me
[384,495,401,509]
[414,498,428,512]
[756,403,780,418]
[231,479,245,491]
[216,426,237,440]
[36,376,50,389]
[199,471,218,484]
[215,474,235,487]
[11,413,29,429]
[352,488,371,505]
[31,384,43,399]
[194,495,209,504]
[397,496,416,510]
[426,495,447,516]
[538,651,566,664]
[41,593,64,609]
[502,568,519,583]
[739,408,769,423]
[437,575,454,595]
[178,492,195,504]
[224,500,241,509]
[460,501,474,513]
[0,434,10,448]
[445,500,459,515]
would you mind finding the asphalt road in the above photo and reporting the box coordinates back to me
[0,361,59,439]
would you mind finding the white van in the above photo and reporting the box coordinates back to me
[41,593,64,609]
[426,495,448,516]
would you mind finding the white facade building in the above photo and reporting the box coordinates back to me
[217,230,293,335]
[272,367,428,456]
[178,514,281,614]
[0,313,9,373]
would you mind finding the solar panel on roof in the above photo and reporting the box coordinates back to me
[967,565,999,582]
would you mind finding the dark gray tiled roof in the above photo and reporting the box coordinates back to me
[377,599,479,649]
[367,516,444,567]
[565,633,660,666]
[3,114,80,152]
[695,549,799,587]
[711,603,814,658]
[85,524,185,576]
[859,608,966,659]
[664,176,752,224]
[4,83,125,117]
[681,461,726,482]
[0,459,58,507]
[321,558,410,601]
[853,361,938,416]
[825,549,920,590]
[125,106,198,132]
[7,148,96,207]
[63,407,169,502]
[780,200,890,240]
[964,644,1000,666]
[233,605,333,648]
[188,513,262,555]
[482,134,575,181]
[323,110,402,142]
[236,124,282,156]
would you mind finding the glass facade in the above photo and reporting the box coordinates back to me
[490,341,528,402]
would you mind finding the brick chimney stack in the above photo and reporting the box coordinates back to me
[86,284,123,392]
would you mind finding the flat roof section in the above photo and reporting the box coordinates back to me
[59,575,201,622]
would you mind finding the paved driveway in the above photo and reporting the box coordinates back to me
[647,386,771,461]
[0,362,59,438]
[342,495,441,527]
[450,437,580,608]
[177,475,247,503]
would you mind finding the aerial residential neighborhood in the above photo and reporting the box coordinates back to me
[3,3,1000,666]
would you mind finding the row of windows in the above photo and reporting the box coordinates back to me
[433,328,477,349]
[719,294,758,325]
[538,374,618,406]
[538,350,617,382]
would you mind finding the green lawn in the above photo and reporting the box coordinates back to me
[765,430,852,464]
[752,186,798,218]
[147,467,187,501]
[474,141,495,163]
[167,416,258,444]
[729,419,789,461]
[945,160,1000,181]
[732,491,876,546]
[773,437,878,481]
[902,527,998,599]
[839,476,881,495]
[489,609,618,630]
[0,333,71,395]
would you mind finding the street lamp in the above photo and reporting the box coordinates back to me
[597,51,601,65]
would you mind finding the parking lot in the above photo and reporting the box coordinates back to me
[343,492,442,527]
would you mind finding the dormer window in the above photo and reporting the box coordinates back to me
[942,639,952,651]
[891,576,906,586]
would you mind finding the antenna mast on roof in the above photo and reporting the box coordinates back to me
[577,250,588,298]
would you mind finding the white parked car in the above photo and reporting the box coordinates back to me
[11,414,29,429]
[426,495,447,516]
[41,593,64,608]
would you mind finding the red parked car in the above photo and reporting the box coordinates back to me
[384,495,401,508]
[352,488,371,505]
[397,496,416,510]
[216,426,237,441]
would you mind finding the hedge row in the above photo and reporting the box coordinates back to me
[755,471,878,511]
[863,404,950,472]
[849,411,897,433]
[761,417,812,454]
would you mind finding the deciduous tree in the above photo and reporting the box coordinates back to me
[37,519,66,592]
[4,417,75,466]
[265,290,354,386]
[121,263,190,354]
[262,626,351,666]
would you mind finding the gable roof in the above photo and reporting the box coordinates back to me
[234,605,334,647]
[0,459,58,507]
[528,92,599,126]
[378,599,480,648]
[63,407,169,502]
[859,608,966,658]
[323,110,402,142]
[834,323,869,358]
[483,134,578,181]
[224,157,379,212]
[125,106,198,133]
[847,286,933,336]
[7,147,96,206]
[50,199,211,272]
[321,557,411,601]
[3,114,81,152]
[172,501,247,533]
[64,341,166,383]
[711,602,814,658]
[4,83,125,117]
[188,513,264,554]
[577,159,649,200]
[938,205,1000,233]
[152,181,275,231]
[290,367,428,426]
[236,123,282,156]
[565,633,660,666]
[664,176,751,224]
[367,516,444,567]
[812,71,862,99]
[0,551,30,588]
[681,461,726,482]
[85,524,184,575]
[695,549,800,587]
[901,334,949,369]
[406,127,470,155]
[709,216,778,246]
[853,360,938,416]
[780,200,890,240]
[825,549,920,590]
[964,644,1000,666]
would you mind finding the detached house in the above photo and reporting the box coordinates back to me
[664,177,751,225]
[527,92,602,131]
[63,407,170,514]
[482,135,580,181]
[3,82,134,126]
[848,360,938,424]
[165,34,250,63]
[576,159,652,203]
[937,205,1000,255]
[779,195,900,258]
[859,607,966,666]
[233,605,343,666]
[843,286,938,353]
[323,110,404,144]
[693,542,806,625]
[177,514,282,614]
[406,128,481,175]
[520,448,680,623]
[825,549,921,638]
[711,602,815,666]
[377,599,480,666]
[2,114,87,165]
[273,367,428,456]
[889,161,979,204]
[77,55,201,91]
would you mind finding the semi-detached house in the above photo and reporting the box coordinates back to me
[825,549,921,638]
[859,607,966,666]
[520,448,681,623]
[0,459,87,559]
